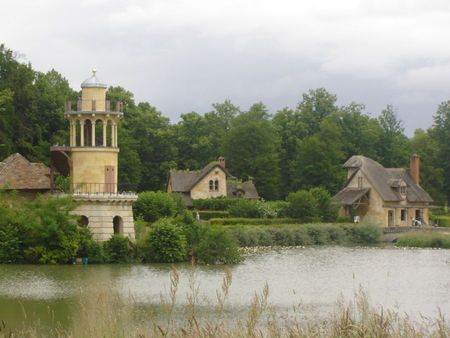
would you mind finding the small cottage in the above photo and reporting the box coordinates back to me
[332,154,433,227]
[167,157,259,206]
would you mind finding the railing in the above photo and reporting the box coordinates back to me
[64,100,123,114]
[69,183,136,196]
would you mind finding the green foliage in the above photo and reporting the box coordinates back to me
[0,223,22,263]
[133,191,180,223]
[228,199,265,218]
[195,210,230,220]
[309,187,338,222]
[104,235,134,263]
[430,214,450,227]
[143,219,187,263]
[192,197,239,211]
[209,218,304,225]
[195,226,242,264]
[396,233,450,249]
[286,190,319,221]
[229,223,381,247]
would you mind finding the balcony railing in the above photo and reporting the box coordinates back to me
[64,100,123,114]
[68,183,136,196]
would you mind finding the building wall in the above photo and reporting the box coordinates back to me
[70,148,118,192]
[342,170,430,227]
[190,167,227,199]
[72,200,135,241]
[81,87,106,111]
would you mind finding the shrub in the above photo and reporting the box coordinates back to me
[195,226,241,264]
[343,221,382,244]
[105,235,134,263]
[0,223,22,263]
[309,187,338,222]
[143,219,187,263]
[396,233,450,248]
[133,191,179,223]
[228,199,266,218]
[264,200,289,218]
[286,190,319,222]
[192,197,238,211]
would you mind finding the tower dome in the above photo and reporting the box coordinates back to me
[81,69,107,88]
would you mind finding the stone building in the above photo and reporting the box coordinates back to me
[51,70,136,240]
[332,154,433,227]
[167,157,259,206]
[0,153,51,198]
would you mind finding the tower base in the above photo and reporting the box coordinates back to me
[71,194,137,241]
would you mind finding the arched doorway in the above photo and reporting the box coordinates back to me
[113,216,123,235]
[79,215,89,227]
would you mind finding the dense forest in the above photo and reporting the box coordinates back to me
[1,44,449,204]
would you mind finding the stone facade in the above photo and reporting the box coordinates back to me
[190,167,227,199]
[71,195,136,241]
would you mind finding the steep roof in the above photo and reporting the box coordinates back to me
[168,162,230,192]
[332,187,370,205]
[227,180,259,199]
[341,155,432,203]
[0,153,51,190]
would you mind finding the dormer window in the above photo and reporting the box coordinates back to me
[400,185,406,195]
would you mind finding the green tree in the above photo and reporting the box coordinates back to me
[223,103,280,199]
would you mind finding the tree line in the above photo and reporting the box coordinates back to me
[1,43,449,204]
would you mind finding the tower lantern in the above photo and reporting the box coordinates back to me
[51,70,136,241]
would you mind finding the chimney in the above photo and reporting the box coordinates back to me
[218,156,225,168]
[410,154,420,185]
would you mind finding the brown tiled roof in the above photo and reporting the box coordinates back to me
[0,153,51,190]
[332,187,370,205]
[339,155,432,203]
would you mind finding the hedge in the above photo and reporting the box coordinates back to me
[429,215,450,227]
[194,210,230,220]
[396,233,450,248]
[192,198,239,211]
[209,218,304,226]
[228,223,381,247]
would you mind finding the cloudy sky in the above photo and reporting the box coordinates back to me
[2,0,450,134]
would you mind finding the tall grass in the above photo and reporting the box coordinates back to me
[3,268,449,337]
[396,233,450,249]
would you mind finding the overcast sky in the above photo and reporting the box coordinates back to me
[2,0,450,135]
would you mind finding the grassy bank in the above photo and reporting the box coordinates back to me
[4,269,449,338]
[396,232,450,249]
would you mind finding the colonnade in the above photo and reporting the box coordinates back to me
[69,118,118,147]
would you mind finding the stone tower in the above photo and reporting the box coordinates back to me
[51,70,136,240]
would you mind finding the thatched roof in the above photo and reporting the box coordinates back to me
[337,155,432,203]
[0,153,51,190]
[227,180,259,199]
[332,187,370,205]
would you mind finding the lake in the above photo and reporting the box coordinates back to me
[0,246,449,334]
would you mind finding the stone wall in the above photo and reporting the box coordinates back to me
[72,199,135,241]
[190,167,227,199]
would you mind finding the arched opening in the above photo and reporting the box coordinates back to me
[78,215,89,227]
[107,120,113,147]
[84,119,92,146]
[75,120,81,146]
[214,179,219,191]
[95,119,103,146]
[113,216,123,235]
[209,180,214,191]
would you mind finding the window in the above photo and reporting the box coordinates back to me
[400,186,406,195]
[209,180,214,191]
[113,216,123,235]
[401,209,406,221]
[358,176,363,188]
[214,179,219,191]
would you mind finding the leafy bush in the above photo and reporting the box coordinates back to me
[195,226,241,264]
[264,200,289,218]
[192,197,239,211]
[309,187,338,222]
[143,219,187,263]
[286,190,319,222]
[228,199,266,218]
[429,214,450,227]
[133,191,179,223]
[104,235,134,263]
[396,233,450,248]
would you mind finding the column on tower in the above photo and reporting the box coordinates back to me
[91,119,96,147]
[80,120,85,146]
[103,120,107,146]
